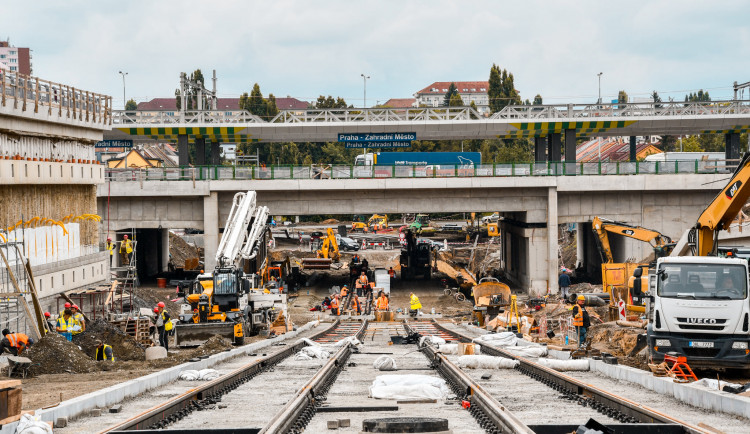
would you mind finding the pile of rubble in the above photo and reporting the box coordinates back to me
[27,333,97,375]
[72,319,147,361]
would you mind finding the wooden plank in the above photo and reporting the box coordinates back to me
[6,388,21,419]
[0,380,21,390]
[0,410,35,426]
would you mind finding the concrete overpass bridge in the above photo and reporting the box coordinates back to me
[98,169,729,295]
[107,99,750,165]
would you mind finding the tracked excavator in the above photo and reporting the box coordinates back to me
[591,216,674,317]
[175,191,285,346]
[301,228,341,270]
[644,153,750,369]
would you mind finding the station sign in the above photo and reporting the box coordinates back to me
[95,139,133,149]
[338,132,416,149]
[344,141,412,149]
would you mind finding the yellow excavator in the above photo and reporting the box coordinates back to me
[301,228,341,270]
[592,216,674,317]
[368,214,389,231]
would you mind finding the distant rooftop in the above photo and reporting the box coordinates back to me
[136,96,308,111]
[416,81,489,95]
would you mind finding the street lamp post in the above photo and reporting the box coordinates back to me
[597,72,603,161]
[361,73,370,108]
[118,70,128,109]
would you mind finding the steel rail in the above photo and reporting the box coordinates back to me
[429,321,707,434]
[103,320,345,432]
[404,322,534,434]
[259,320,369,434]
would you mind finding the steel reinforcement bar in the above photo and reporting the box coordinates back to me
[430,321,706,434]
[403,322,533,434]
[259,320,369,434]
[103,320,346,432]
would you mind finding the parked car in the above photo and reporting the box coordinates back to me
[337,236,361,251]
[441,223,464,232]
[481,213,500,224]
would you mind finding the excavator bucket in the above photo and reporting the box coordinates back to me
[175,322,238,347]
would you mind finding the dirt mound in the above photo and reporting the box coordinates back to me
[587,322,649,369]
[27,333,97,375]
[72,319,146,361]
[321,218,339,224]
[170,232,199,268]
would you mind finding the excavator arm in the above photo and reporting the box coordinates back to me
[694,152,750,256]
[592,216,673,263]
[317,228,341,261]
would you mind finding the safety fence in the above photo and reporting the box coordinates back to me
[105,159,737,182]
[0,70,112,126]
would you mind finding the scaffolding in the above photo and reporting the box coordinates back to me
[0,239,46,340]
[108,228,138,315]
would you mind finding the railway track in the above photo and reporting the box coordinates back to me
[408,320,707,434]
[103,319,366,433]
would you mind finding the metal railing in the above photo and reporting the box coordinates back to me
[104,159,737,182]
[110,99,750,125]
[0,70,112,125]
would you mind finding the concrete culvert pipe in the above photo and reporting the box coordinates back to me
[568,294,607,306]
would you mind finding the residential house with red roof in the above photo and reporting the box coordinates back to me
[413,81,490,114]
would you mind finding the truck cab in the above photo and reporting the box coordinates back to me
[648,256,750,368]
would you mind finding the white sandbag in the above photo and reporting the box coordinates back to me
[693,378,742,391]
[179,370,200,381]
[419,335,446,346]
[503,346,547,358]
[457,355,518,369]
[369,374,450,400]
[331,336,362,347]
[473,332,517,347]
[298,345,331,359]
[294,352,313,361]
[436,343,458,354]
[15,413,53,434]
[373,355,398,371]
[537,358,590,371]
[198,368,220,380]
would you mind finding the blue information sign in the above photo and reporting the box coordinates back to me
[344,141,412,149]
[95,139,133,149]
[338,133,416,143]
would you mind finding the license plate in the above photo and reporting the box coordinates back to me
[688,341,714,348]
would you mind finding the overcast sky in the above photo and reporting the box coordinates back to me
[3,0,749,108]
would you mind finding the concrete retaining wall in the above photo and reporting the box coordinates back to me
[0,320,320,433]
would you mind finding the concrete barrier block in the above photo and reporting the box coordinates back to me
[55,417,67,428]
[327,420,339,429]
[338,419,350,427]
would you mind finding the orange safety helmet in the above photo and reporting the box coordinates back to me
[72,304,80,310]
[157,302,165,308]
[64,302,71,308]
[44,312,51,318]
[153,307,159,313]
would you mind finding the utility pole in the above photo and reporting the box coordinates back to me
[118,71,128,109]
[361,73,370,108]
[597,72,603,105]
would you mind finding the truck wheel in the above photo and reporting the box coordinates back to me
[455,293,466,302]
[235,335,245,345]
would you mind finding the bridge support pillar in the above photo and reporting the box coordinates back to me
[547,187,559,295]
[161,228,170,273]
[629,136,637,162]
[195,138,206,166]
[726,132,740,161]
[575,223,584,269]
[210,141,221,165]
[534,136,547,162]
[564,129,576,174]
[178,134,189,166]
[203,192,219,271]
[547,133,561,162]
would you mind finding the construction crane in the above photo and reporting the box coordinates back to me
[645,153,750,369]
[591,216,674,317]
[175,191,280,346]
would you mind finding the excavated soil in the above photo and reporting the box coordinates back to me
[588,321,649,369]
[169,231,199,268]
[27,333,98,375]
[72,319,146,361]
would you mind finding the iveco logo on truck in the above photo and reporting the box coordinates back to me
[686,318,717,324]
[726,181,742,199]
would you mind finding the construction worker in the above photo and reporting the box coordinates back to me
[59,302,71,318]
[330,294,340,316]
[94,339,115,361]
[558,271,571,300]
[1,329,34,356]
[321,296,332,312]
[352,254,360,264]
[56,309,79,339]
[376,291,389,311]
[409,292,422,318]
[71,304,85,333]
[106,237,116,266]
[572,295,590,348]
[340,285,349,299]
[44,312,55,333]
[388,267,396,280]
[351,294,362,315]
[155,302,172,351]
[357,272,369,297]
[120,235,132,266]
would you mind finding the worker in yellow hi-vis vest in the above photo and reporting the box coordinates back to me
[119,235,132,266]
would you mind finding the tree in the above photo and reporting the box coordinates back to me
[125,99,137,111]
[175,69,208,110]
[488,64,521,113]
[448,92,464,107]
[685,90,711,102]
[443,83,459,106]
[266,93,279,121]
[315,95,348,108]
[533,94,543,105]
[618,90,628,104]
[652,91,662,108]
